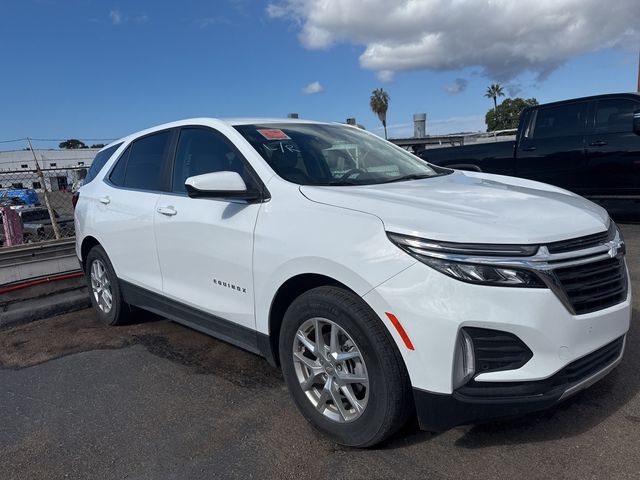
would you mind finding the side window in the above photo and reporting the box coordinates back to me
[123,131,171,191]
[595,99,637,134]
[85,143,122,185]
[172,128,246,193]
[531,103,587,139]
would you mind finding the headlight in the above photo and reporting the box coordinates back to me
[421,257,544,287]
[388,232,545,288]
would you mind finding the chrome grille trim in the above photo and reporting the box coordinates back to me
[404,225,628,315]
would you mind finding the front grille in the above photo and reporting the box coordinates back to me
[457,336,624,398]
[465,328,533,373]
[547,228,610,254]
[554,257,627,315]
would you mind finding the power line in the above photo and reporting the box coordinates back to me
[0,137,117,143]
[30,138,117,142]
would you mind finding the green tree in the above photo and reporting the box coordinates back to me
[370,88,390,139]
[59,139,87,149]
[484,84,505,114]
[90,143,106,149]
[485,97,538,131]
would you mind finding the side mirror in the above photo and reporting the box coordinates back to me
[184,171,262,202]
[634,110,640,135]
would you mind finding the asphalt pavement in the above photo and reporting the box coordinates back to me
[1,225,639,480]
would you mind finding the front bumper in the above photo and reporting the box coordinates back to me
[363,260,631,393]
[414,335,625,431]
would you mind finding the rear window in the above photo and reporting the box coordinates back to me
[85,143,122,185]
[123,131,170,190]
[108,131,171,191]
[595,99,638,134]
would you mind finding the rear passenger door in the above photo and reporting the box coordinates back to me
[584,97,640,196]
[515,102,588,193]
[154,127,262,330]
[99,129,174,293]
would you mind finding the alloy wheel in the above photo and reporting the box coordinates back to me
[292,317,369,423]
[90,259,113,314]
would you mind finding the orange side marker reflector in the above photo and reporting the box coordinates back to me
[385,312,415,351]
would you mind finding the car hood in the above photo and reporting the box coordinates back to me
[299,171,609,244]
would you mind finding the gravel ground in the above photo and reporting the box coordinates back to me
[1,224,638,480]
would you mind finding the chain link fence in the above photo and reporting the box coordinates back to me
[0,166,86,247]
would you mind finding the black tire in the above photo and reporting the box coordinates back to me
[279,286,412,447]
[85,245,131,326]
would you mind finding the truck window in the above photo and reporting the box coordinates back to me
[531,103,587,139]
[595,99,637,134]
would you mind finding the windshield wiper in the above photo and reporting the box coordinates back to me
[325,180,360,186]
[381,173,433,184]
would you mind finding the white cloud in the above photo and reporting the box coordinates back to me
[198,16,231,28]
[376,70,395,83]
[266,0,640,82]
[109,10,122,25]
[266,3,288,18]
[445,78,468,95]
[302,80,324,94]
[108,9,148,25]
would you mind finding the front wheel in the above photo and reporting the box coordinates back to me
[279,286,412,447]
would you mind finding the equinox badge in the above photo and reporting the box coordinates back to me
[213,278,247,294]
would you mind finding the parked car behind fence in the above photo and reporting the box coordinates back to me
[0,167,81,247]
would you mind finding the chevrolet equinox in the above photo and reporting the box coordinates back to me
[75,118,631,447]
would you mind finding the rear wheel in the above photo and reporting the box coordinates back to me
[85,245,131,326]
[279,286,412,447]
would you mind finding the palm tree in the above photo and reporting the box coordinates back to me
[370,88,390,139]
[484,84,504,112]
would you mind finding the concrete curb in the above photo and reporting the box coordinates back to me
[0,287,90,330]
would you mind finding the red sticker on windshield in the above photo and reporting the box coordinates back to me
[257,129,290,140]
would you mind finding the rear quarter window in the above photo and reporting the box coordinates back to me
[85,143,122,185]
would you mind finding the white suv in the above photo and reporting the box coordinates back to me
[75,118,631,446]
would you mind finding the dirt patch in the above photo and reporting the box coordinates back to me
[0,309,282,389]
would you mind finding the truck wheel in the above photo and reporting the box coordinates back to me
[279,286,412,447]
[85,245,131,326]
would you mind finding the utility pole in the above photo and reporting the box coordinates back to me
[27,138,61,240]
[637,50,640,93]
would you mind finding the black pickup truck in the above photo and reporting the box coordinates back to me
[421,93,640,216]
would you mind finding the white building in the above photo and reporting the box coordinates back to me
[0,149,99,191]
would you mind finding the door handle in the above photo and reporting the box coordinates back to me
[589,140,607,147]
[98,196,110,205]
[521,146,537,152]
[157,206,177,216]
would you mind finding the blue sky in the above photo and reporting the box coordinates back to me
[0,0,638,150]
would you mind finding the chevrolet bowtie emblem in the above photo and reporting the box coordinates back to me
[606,240,623,258]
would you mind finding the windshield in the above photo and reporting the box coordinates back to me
[234,123,443,186]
